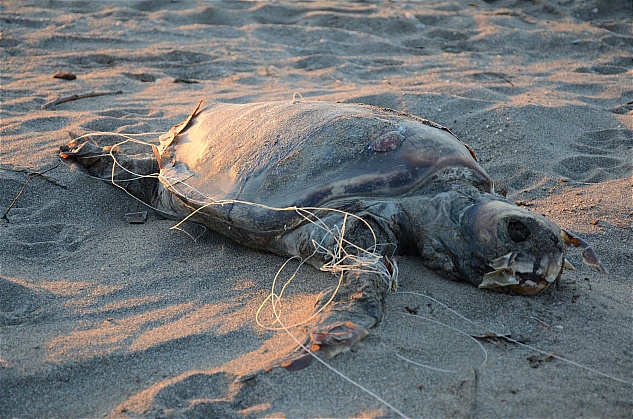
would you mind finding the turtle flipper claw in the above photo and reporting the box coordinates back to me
[271,321,370,372]
[307,321,370,359]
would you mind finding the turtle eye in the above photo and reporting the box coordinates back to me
[507,220,531,243]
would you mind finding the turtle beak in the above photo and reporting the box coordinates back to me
[461,200,567,295]
[479,251,563,296]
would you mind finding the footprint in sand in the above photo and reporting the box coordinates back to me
[117,372,243,418]
[555,129,633,183]
[0,277,49,326]
[4,223,89,259]
[65,53,116,68]
[575,57,633,76]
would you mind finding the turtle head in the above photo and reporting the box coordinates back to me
[454,200,607,295]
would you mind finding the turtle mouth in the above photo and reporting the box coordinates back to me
[479,251,563,296]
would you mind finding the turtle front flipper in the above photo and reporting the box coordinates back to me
[271,320,370,372]
[60,137,159,204]
[240,270,386,381]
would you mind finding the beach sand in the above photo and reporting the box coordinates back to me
[1,1,632,417]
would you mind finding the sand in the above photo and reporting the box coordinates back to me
[1,0,632,417]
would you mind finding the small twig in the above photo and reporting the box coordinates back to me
[41,90,123,109]
[530,316,552,328]
[0,164,66,188]
[173,77,199,84]
[474,72,515,86]
[2,162,62,222]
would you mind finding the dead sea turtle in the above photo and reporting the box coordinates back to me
[60,99,606,372]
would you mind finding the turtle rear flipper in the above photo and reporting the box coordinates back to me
[238,270,385,381]
[60,138,113,174]
[60,138,159,204]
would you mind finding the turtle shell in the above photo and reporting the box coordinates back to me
[160,100,492,233]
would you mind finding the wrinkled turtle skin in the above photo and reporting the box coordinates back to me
[60,100,606,375]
